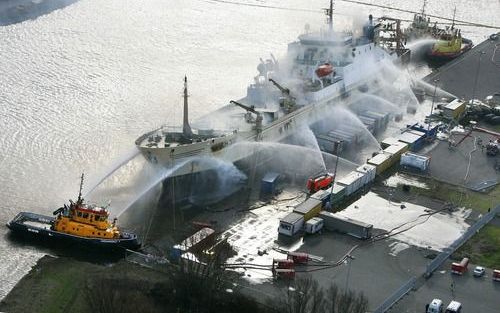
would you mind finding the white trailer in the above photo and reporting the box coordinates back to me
[279,212,304,236]
[400,152,430,171]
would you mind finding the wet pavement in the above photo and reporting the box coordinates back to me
[427,131,499,188]
[391,261,500,313]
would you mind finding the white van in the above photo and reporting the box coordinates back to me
[305,217,324,234]
[426,299,443,313]
[445,301,462,313]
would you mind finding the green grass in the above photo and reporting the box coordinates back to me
[40,261,88,313]
[403,178,500,213]
[455,225,500,269]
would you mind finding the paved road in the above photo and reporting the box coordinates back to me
[425,35,500,100]
[391,261,500,313]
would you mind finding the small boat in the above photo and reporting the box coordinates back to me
[426,28,473,61]
[6,174,141,250]
[315,63,335,78]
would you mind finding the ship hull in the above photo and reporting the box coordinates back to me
[7,212,141,251]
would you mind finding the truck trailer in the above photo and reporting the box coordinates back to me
[319,211,373,239]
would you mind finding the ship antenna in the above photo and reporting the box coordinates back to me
[77,172,84,204]
[324,0,334,31]
[421,0,427,15]
[451,6,456,29]
[182,76,193,137]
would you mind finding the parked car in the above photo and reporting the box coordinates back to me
[444,301,462,313]
[426,298,443,313]
[473,266,485,277]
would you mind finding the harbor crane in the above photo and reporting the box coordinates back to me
[268,78,296,113]
[230,100,263,135]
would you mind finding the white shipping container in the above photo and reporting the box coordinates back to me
[279,212,304,236]
[337,171,365,196]
[356,164,376,185]
[305,217,324,234]
[400,152,430,171]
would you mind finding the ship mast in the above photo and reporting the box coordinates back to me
[421,0,427,16]
[182,76,193,137]
[451,6,456,29]
[324,0,334,31]
[77,173,84,205]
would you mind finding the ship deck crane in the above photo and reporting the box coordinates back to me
[268,78,296,113]
[230,100,263,135]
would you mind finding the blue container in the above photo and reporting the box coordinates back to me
[261,172,281,195]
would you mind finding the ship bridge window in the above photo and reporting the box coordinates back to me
[77,211,82,217]
[82,213,88,219]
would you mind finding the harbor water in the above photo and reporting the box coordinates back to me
[0,0,498,299]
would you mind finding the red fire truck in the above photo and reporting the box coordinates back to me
[451,257,469,275]
[306,173,334,193]
[493,269,500,282]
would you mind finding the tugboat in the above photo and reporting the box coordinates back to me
[6,174,141,250]
[426,27,473,61]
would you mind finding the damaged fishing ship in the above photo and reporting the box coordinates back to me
[135,2,410,177]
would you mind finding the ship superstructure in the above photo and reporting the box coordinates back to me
[136,2,409,176]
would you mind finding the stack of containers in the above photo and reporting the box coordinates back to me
[356,163,376,185]
[381,137,400,149]
[336,171,366,196]
[398,130,426,151]
[383,142,409,164]
[310,189,332,208]
[293,198,323,221]
[368,152,393,174]
[328,184,346,206]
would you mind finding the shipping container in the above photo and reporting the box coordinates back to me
[367,152,393,174]
[442,99,466,119]
[319,211,373,239]
[357,115,376,134]
[367,110,390,126]
[328,184,346,206]
[383,142,409,164]
[359,112,383,132]
[310,189,331,207]
[337,171,366,196]
[261,172,281,196]
[305,217,324,234]
[398,130,426,151]
[171,227,216,260]
[316,134,342,154]
[293,198,323,221]
[356,163,376,185]
[400,152,431,171]
[409,122,439,139]
[279,212,304,236]
[381,137,401,149]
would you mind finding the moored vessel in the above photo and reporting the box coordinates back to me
[135,1,410,175]
[6,174,141,250]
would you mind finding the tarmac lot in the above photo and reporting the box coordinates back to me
[391,261,500,313]
[427,131,500,189]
